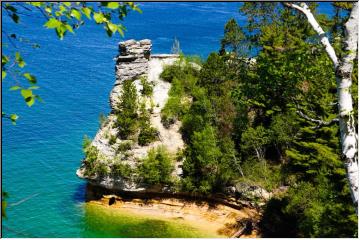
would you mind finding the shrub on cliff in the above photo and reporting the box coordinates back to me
[137,100,158,146]
[117,141,132,153]
[112,162,133,179]
[160,70,196,128]
[138,126,158,146]
[116,80,138,138]
[137,146,174,185]
[160,56,200,83]
[140,76,153,97]
[82,136,110,177]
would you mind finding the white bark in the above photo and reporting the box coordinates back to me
[284,2,339,67]
[286,2,359,208]
[336,2,358,207]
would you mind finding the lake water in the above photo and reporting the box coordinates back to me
[2,2,332,237]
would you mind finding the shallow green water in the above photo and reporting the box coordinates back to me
[83,203,221,238]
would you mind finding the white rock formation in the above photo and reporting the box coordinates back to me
[77,40,184,191]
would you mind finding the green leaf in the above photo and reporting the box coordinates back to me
[63,2,71,7]
[21,89,32,99]
[64,24,74,33]
[117,25,124,36]
[26,97,35,107]
[44,18,61,29]
[2,55,9,65]
[81,7,92,19]
[55,24,67,40]
[45,6,52,13]
[70,9,81,20]
[23,73,37,84]
[10,86,21,91]
[107,23,118,33]
[106,2,119,9]
[265,109,274,116]
[28,86,40,90]
[15,52,26,68]
[10,114,18,124]
[59,5,66,13]
[133,5,142,14]
[2,71,6,80]
[106,28,113,37]
[93,12,104,23]
[29,2,43,7]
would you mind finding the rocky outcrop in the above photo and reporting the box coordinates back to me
[77,39,184,191]
[110,39,151,110]
[234,183,272,201]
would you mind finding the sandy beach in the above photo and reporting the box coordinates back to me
[88,194,261,238]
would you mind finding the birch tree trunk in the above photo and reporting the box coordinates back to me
[285,2,359,208]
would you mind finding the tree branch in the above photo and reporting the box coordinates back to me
[296,108,339,129]
[284,2,339,68]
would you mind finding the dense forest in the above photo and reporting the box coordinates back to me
[2,1,357,238]
[144,2,358,237]
[81,2,358,237]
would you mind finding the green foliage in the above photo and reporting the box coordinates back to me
[99,113,107,127]
[161,94,191,128]
[138,126,158,146]
[82,136,109,177]
[115,80,138,139]
[140,76,153,97]
[2,1,140,124]
[220,18,246,54]
[241,126,270,156]
[261,179,357,237]
[137,146,174,185]
[160,56,199,83]
[182,125,235,194]
[112,162,133,179]
[117,141,132,153]
[235,3,357,237]
[108,135,117,145]
[240,159,282,191]
[137,100,158,146]
[2,112,19,125]
[160,57,199,129]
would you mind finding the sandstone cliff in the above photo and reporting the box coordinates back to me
[76,39,184,191]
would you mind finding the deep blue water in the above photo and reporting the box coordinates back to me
[2,2,333,237]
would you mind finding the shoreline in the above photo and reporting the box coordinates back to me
[88,194,261,238]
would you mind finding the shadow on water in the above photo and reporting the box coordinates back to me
[72,182,87,204]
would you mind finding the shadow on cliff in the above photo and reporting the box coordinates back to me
[84,183,247,211]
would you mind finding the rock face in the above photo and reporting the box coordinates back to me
[110,39,151,110]
[234,182,272,201]
[77,39,184,191]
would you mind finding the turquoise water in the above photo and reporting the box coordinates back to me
[2,2,332,237]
